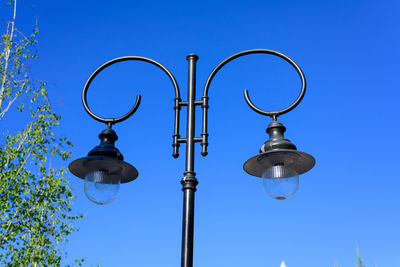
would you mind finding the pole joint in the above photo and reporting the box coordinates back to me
[181,171,198,191]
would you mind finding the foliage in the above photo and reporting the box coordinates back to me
[334,248,366,267]
[0,0,83,265]
[356,248,365,267]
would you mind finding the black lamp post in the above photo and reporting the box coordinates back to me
[68,49,315,267]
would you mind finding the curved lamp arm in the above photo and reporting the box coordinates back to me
[199,49,307,156]
[82,56,181,127]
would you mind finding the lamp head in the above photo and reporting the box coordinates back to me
[243,120,315,200]
[69,128,138,204]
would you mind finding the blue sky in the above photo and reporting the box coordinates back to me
[2,0,400,266]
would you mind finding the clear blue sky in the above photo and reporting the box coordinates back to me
[2,0,400,266]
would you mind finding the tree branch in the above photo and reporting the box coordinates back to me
[2,109,37,171]
[0,0,17,110]
[0,85,24,120]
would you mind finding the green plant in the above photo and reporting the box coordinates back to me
[356,248,365,267]
[0,0,83,265]
[334,248,366,267]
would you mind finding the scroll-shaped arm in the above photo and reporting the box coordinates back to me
[200,49,307,156]
[81,56,182,156]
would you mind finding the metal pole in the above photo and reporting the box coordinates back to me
[181,54,199,267]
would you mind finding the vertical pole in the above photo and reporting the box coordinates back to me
[181,54,199,267]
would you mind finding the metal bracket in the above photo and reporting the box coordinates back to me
[81,50,306,161]
[81,56,183,158]
[200,48,307,157]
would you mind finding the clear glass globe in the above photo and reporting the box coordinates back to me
[262,163,299,200]
[84,170,120,205]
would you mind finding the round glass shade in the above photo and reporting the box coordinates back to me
[262,164,299,200]
[69,156,138,183]
[84,170,120,205]
[243,149,315,178]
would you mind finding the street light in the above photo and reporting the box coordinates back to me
[68,49,315,267]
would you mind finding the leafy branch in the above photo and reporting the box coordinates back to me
[0,0,83,265]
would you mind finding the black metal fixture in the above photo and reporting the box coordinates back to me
[68,49,315,267]
[243,120,314,200]
[69,127,138,205]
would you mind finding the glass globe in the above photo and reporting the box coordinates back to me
[84,170,120,205]
[262,163,299,200]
